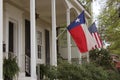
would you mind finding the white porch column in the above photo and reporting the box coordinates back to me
[66,9,71,63]
[30,0,37,80]
[18,14,25,80]
[79,52,82,64]
[51,0,57,66]
[0,0,3,80]
[87,52,90,62]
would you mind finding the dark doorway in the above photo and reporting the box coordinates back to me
[8,21,14,56]
[25,19,31,76]
[25,20,31,57]
[45,30,50,65]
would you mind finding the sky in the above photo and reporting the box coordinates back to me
[92,0,100,20]
[92,0,107,21]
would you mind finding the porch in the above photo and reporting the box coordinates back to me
[0,0,91,80]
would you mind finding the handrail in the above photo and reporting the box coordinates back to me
[25,55,31,75]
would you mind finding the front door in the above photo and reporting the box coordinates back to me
[25,19,31,76]
[8,21,17,57]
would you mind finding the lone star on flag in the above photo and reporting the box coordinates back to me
[75,18,80,23]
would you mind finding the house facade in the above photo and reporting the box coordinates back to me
[0,0,92,80]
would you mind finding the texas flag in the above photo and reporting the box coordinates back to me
[67,11,96,53]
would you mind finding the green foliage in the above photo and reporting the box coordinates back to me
[89,49,113,69]
[107,70,120,80]
[39,64,58,80]
[3,56,19,80]
[98,0,120,55]
[39,61,120,80]
[38,64,48,79]
[39,49,120,80]
[57,62,108,80]
[46,66,58,80]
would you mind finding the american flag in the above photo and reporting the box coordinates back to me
[88,23,102,48]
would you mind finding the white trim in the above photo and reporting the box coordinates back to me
[65,0,79,15]
[17,13,25,74]
[4,12,9,59]
[36,30,43,64]
[8,19,18,57]
[30,0,37,79]
[0,0,3,79]
[65,0,72,9]
[4,3,24,60]
[51,0,57,66]
[66,9,71,63]
[78,51,82,64]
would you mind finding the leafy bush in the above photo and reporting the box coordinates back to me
[89,48,113,69]
[39,50,120,80]
[39,64,58,80]
[3,56,19,80]
[40,62,120,80]
[57,63,108,80]
[107,70,120,80]
[46,66,58,80]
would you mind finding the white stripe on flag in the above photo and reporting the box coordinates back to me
[82,24,96,51]
[94,32,102,48]
[91,33,97,48]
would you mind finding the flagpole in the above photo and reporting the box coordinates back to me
[56,28,67,40]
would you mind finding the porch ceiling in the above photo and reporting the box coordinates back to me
[7,0,67,27]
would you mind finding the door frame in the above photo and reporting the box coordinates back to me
[7,18,18,57]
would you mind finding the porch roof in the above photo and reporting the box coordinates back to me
[4,0,91,27]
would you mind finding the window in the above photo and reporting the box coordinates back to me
[37,45,41,59]
[45,30,50,65]
[37,31,42,59]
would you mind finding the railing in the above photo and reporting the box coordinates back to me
[25,55,31,76]
[8,52,15,58]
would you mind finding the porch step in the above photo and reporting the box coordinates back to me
[18,77,31,80]
[22,77,31,80]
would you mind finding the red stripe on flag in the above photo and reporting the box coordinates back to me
[92,32,102,48]
[91,33,97,49]
[69,25,88,53]
[97,33,102,47]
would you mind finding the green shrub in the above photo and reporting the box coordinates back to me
[46,66,58,80]
[57,63,108,80]
[89,48,113,69]
[107,70,120,80]
[3,56,19,80]
[39,53,120,80]
[40,62,120,80]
